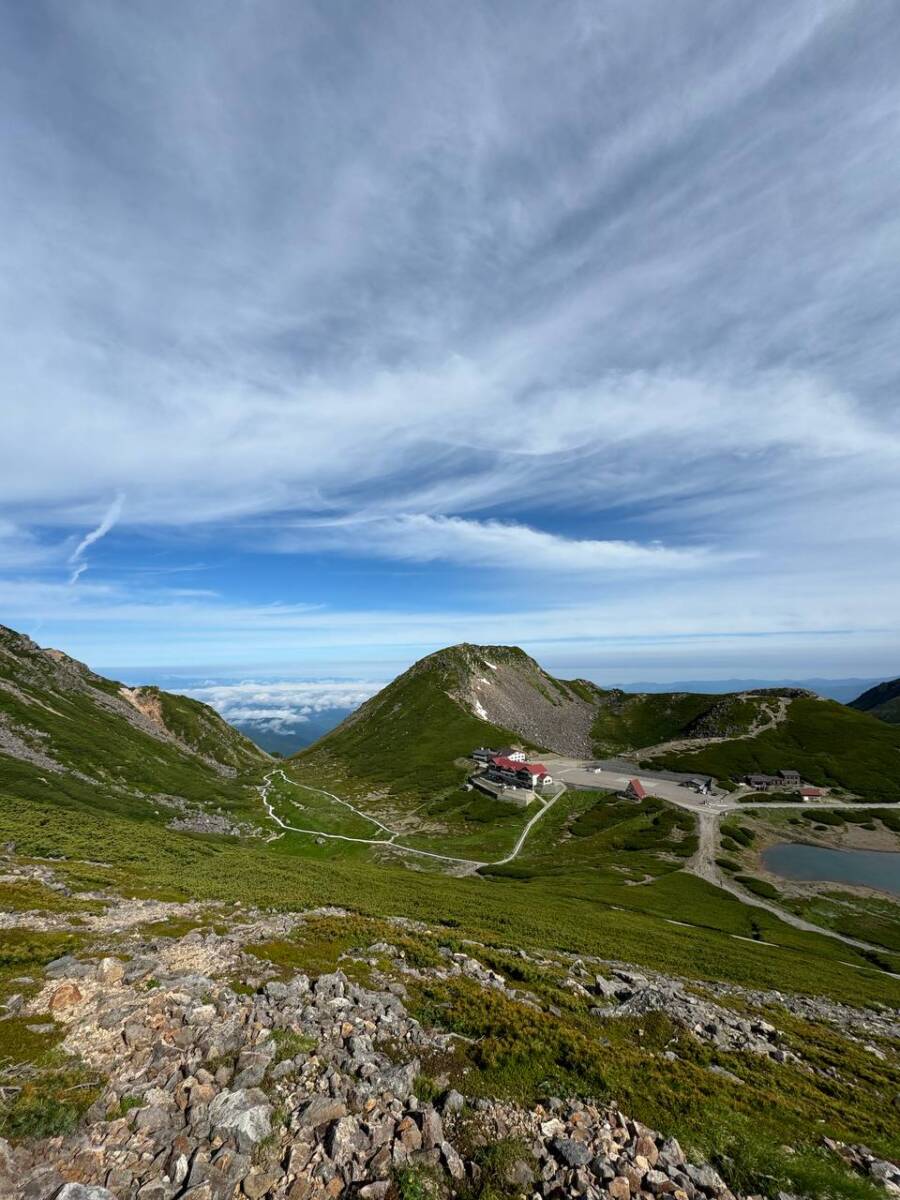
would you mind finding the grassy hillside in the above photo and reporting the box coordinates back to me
[849,676,900,724]
[590,691,766,754]
[587,688,814,756]
[2,772,898,1008]
[651,697,900,801]
[0,625,265,826]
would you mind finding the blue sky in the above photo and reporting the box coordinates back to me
[2,1,900,692]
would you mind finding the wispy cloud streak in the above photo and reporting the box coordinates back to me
[67,493,125,584]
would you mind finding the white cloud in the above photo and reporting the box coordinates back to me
[2,3,900,543]
[280,512,721,573]
[1,4,899,672]
[178,679,383,733]
[67,493,125,584]
[69,494,125,562]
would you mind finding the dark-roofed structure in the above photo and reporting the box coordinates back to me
[745,773,781,791]
[494,746,526,762]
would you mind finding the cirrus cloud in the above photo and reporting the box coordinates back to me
[275,512,724,573]
[0,2,899,674]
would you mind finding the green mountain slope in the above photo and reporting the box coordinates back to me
[650,696,900,801]
[588,688,802,754]
[0,623,268,830]
[849,676,900,724]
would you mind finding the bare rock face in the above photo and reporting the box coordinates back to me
[449,645,598,756]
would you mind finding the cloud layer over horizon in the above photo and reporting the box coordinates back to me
[178,679,384,734]
[1,2,899,679]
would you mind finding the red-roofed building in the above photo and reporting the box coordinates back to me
[486,755,553,790]
[625,778,646,801]
[799,786,825,799]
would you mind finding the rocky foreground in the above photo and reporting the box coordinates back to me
[1,921,743,1200]
[1,884,898,1200]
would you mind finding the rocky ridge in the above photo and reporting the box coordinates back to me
[445,646,598,758]
[348,937,900,1069]
[0,624,266,781]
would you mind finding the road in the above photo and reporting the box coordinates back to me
[688,808,896,957]
[490,784,563,866]
[258,769,562,871]
[550,757,894,957]
[261,763,895,959]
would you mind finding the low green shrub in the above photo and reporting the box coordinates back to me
[735,876,780,900]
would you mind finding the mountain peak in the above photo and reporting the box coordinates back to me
[301,642,601,788]
[414,642,539,673]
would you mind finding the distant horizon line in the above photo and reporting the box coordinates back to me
[100,663,887,690]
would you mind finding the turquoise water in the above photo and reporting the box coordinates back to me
[762,842,900,896]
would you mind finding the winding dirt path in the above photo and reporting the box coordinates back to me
[258,769,562,870]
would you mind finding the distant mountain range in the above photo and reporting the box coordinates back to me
[608,677,883,703]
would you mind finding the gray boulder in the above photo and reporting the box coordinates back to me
[298,1095,348,1128]
[208,1088,272,1151]
[552,1136,592,1167]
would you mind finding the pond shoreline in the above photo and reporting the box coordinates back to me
[761,841,900,897]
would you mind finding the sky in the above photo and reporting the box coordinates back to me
[2,1,900,715]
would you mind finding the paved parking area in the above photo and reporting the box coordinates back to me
[560,766,708,805]
[542,756,721,808]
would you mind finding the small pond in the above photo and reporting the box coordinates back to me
[761,842,900,896]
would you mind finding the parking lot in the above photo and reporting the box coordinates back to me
[543,757,723,808]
